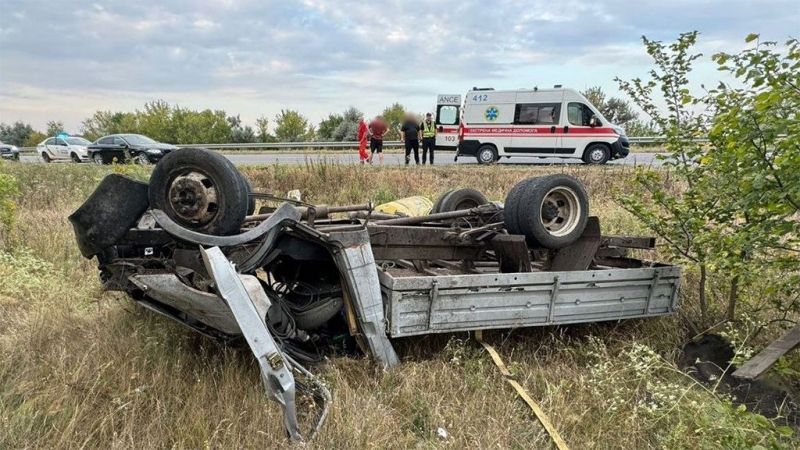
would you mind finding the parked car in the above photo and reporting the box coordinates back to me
[88,134,178,165]
[37,135,91,163]
[0,141,20,161]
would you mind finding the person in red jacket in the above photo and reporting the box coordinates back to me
[357,116,369,164]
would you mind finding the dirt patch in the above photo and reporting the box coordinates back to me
[679,334,799,427]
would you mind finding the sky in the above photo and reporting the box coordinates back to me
[0,0,798,133]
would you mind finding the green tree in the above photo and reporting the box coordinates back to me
[45,120,65,136]
[616,31,800,328]
[317,113,344,141]
[0,122,36,146]
[332,107,362,141]
[174,108,230,144]
[255,116,271,142]
[381,103,406,141]
[23,131,47,147]
[702,35,800,319]
[274,109,311,142]
[581,87,638,127]
[137,100,174,142]
[80,111,139,140]
[614,31,714,325]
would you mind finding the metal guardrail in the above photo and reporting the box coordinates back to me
[16,136,674,154]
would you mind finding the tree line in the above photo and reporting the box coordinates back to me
[0,88,656,147]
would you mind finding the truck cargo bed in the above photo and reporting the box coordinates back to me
[379,264,680,337]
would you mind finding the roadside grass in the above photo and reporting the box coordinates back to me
[0,161,795,449]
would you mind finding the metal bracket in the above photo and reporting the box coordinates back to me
[645,269,662,314]
[427,280,439,328]
[200,246,330,442]
[547,276,561,324]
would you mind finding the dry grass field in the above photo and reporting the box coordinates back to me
[0,161,796,449]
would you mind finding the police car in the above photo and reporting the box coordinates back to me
[37,134,91,163]
[434,87,630,164]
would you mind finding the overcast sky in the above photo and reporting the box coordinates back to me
[0,0,797,133]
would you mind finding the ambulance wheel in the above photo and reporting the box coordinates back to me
[438,188,488,212]
[503,178,538,235]
[149,147,249,236]
[515,174,589,249]
[582,144,610,165]
[476,145,498,164]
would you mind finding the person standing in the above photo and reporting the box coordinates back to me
[420,112,436,165]
[368,115,388,165]
[357,116,369,164]
[400,113,421,165]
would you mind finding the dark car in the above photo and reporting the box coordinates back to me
[88,134,178,165]
[0,141,20,161]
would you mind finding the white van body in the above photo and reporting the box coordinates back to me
[435,87,630,164]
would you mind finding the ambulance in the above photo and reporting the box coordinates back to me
[434,87,630,164]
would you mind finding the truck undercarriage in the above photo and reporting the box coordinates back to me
[69,148,680,440]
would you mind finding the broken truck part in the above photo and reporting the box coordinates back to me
[69,148,681,441]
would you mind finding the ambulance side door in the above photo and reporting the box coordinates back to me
[435,95,461,151]
[510,102,562,154]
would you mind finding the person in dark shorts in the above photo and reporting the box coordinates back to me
[420,112,436,164]
[400,113,421,165]
[368,115,388,165]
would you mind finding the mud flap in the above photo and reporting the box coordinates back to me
[69,174,150,258]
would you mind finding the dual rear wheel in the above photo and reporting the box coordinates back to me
[504,174,589,249]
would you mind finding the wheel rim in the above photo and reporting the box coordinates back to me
[589,147,606,163]
[167,171,220,226]
[539,186,581,237]
[479,148,494,163]
[136,154,151,165]
[42,154,51,163]
[93,154,103,165]
[71,154,80,163]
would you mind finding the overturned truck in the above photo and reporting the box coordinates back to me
[70,148,681,440]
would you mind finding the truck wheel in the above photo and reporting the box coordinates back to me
[515,174,589,249]
[149,148,249,236]
[41,153,51,163]
[431,190,455,214]
[93,153,105,165]
[438,188,488,212]
[582,144,610,165]
[476,145,498,164]
[503,178,537,235]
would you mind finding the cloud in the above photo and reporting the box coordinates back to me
[0,0,798,131]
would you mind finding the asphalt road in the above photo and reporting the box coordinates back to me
[18,152,665,166]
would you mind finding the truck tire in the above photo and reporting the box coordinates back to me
[582,144,610,165]
[503,178,537,235]
[149,148,249,236]
[431,190,454,214]
[515,174,589,249]
[476,145,498,164]
[438,188,488,212]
